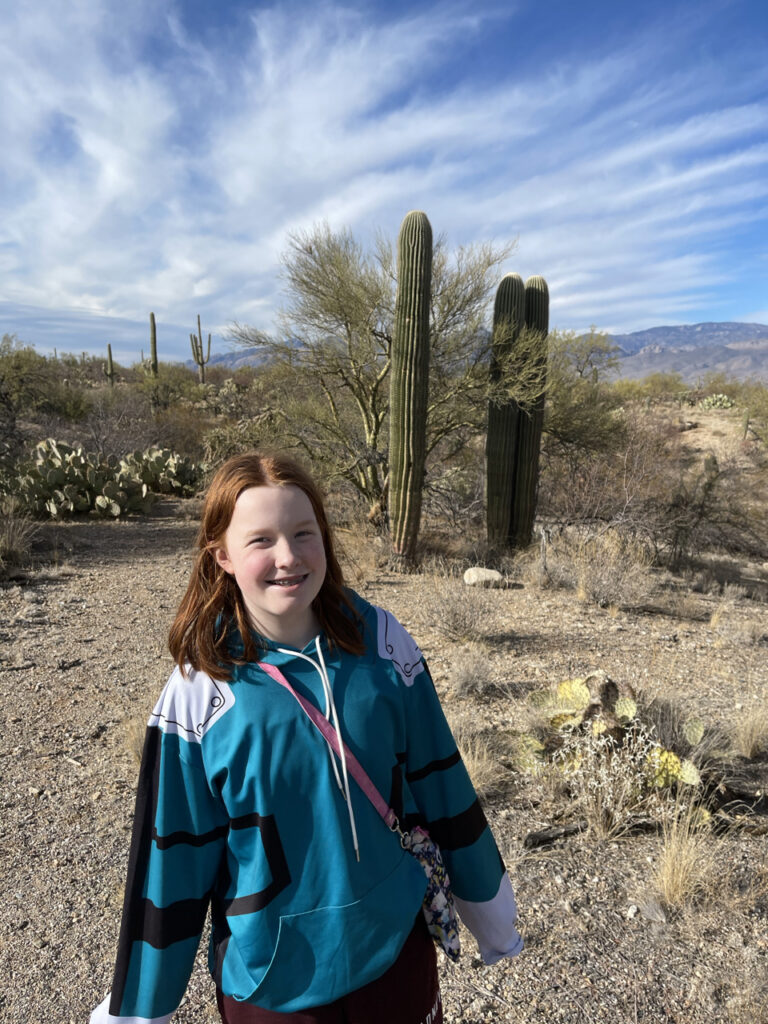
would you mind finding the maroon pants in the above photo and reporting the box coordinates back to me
[216,914,442,1024]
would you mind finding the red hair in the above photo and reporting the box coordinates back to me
[169,452,364,678]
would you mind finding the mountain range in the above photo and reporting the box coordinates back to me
[203,322,768,383]
[607,322,768,382]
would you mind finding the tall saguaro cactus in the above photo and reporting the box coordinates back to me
[189,314,212,383]
[389,211,433,569]
[485,273,525,546]
[509,276,549,548]
[103,343,115,388]
[148,312,159,378]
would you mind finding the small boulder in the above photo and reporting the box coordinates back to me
[463,567,504,588]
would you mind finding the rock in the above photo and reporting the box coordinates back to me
[463,567,504,588]
[640,900,667,923]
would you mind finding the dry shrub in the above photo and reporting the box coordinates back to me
[448,643,494,697]
[653,799,719,909]
[553,723,663,839]
[0,496,38,573]
[546,528,655,608]
[415,575,497,642]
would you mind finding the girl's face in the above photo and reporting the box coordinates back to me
[214,484,327,649]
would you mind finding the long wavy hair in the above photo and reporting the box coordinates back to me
[168,452,365,678]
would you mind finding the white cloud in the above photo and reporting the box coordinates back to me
[0,0,766,356]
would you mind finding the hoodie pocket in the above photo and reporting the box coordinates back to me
[233,851,427,1013]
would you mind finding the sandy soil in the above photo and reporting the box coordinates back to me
[1,503,767,1023]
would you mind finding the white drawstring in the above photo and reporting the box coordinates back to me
[276,643,361,862]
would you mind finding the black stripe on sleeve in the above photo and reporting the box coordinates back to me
[153,823,229,850]
[405,749,461,783]
[422,798,489,851]
[127,894,212,949]
[111,726,164,1012]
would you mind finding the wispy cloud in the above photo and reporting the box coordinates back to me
[0,0,766,359]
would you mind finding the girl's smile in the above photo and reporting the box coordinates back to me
[214,484,327,648]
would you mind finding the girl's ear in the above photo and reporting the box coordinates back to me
[214,546,234,575]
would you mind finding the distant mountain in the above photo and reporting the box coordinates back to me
[186,346,269,372]
[608,322,768,382]
[202,324,768,383]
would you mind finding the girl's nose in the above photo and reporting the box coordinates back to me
[274,537,300,567]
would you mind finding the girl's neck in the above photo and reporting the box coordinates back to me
[252,609,321,651]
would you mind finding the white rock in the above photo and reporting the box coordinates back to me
[463,567,504,588]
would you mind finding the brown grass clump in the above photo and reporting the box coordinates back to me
[730,707,768,759]
[652,800,719,910]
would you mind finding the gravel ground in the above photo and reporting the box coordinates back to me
[1,506,767,1023]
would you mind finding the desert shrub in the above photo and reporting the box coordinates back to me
[202,412,286,472]
[415,576,497,642]
[448,643,494,697]
[610,372,688,404]
[82,388,159,457]
[552,722,663,839]
[423,464,484,528]
[0,334,92,423]
[152,404,216,461]
[544,527,655,608]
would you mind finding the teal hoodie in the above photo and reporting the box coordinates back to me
[91,592,522,1023]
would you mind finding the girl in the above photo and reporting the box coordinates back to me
[91,452,522,1024]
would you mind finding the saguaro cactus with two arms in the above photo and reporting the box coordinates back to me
[190,315,212,384]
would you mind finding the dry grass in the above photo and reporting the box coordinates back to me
[730,707,768,759]
[652,800,720,909]
[125,714,147,766]
[0,495,38,572]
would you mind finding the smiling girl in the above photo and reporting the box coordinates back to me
[90,451,522,1024]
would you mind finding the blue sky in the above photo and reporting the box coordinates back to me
[1,0,766,365]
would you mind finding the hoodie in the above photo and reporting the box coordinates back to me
[91,591,522,1023]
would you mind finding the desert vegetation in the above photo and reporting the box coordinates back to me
[2,220,768,1021]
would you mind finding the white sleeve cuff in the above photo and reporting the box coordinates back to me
[453,872,524,964]
[90,994,173,1024]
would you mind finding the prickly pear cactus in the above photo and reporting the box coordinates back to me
[389,211,432,569]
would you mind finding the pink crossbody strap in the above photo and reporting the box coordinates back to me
[258,661,398,830]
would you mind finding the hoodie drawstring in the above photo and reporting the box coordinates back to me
[276,642,361,863]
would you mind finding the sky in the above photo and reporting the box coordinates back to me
[1,0,766,365]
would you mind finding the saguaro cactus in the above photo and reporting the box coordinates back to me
[148,312,159,378]
[485,273,525,546]
[189,314,212,384]
[103,343,115,388]
[509,276,549,548]
[389,211,433,568]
